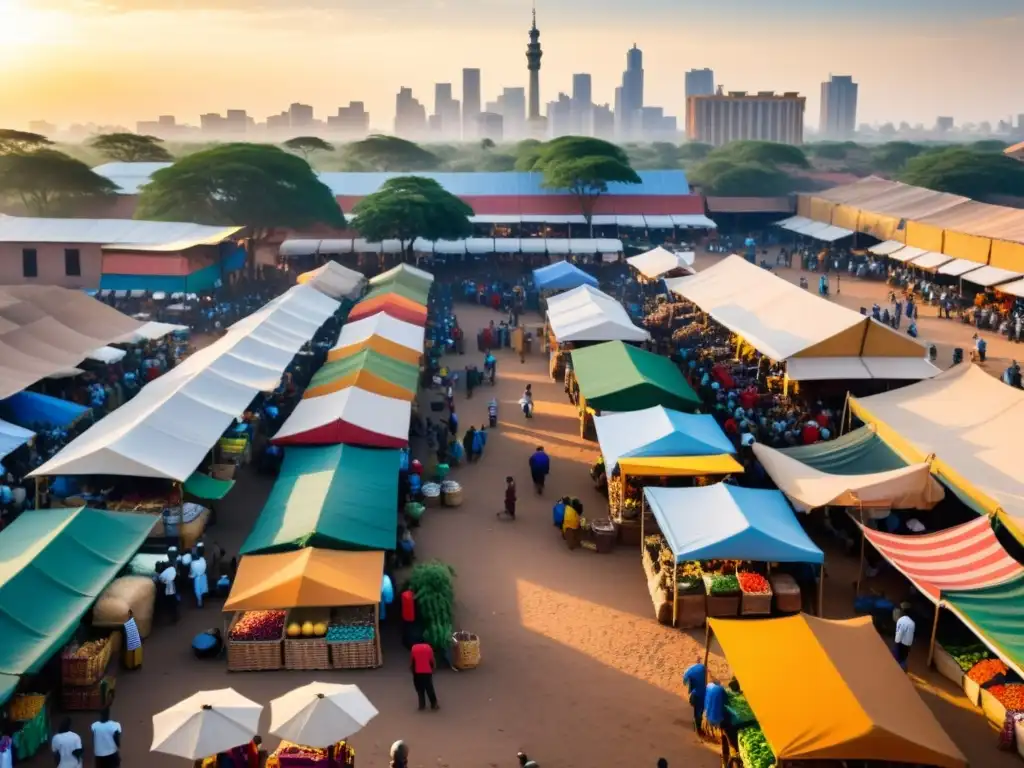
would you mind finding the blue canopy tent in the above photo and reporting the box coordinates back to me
[643,484,825,624]
[0,392,90,430]
[594,406,735,472]
[533,261,599,292]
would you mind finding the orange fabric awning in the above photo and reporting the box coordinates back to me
[304,369,414,401]
[328,336,421,366]
[348,294,427,325]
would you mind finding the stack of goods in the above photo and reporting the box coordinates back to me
[227,610,287,671]
[737,571,772,615]
[703,571,741,618]
[441,480,463,507]
[284,610,330,671]
[61,638,115,710]
[608,475,641,521]
[736,725,776,768]
[327,605,378,669]
[641,535,706,627]
[670,323,704,344]
[269,741,355,768]
[9,693,49,760]
[409,561,456,654]
[92,575,157,638]
[422,482,442,508]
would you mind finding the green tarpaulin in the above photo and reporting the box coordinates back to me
[944,575,1024,678]
[241,445,400,555]
[183,472,236,501]
[309,349,419,393]
[571,341,701,413]
[0,507,153,678]
[0,673,17,707]
[364,280,429,306]
[778,425,907,475]
[369,266,433,295]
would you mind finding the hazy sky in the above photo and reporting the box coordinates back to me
[0,0,1021,131]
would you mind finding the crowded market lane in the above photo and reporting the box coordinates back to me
[33,301,1017,768]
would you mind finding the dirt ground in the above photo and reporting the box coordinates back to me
[35,295,1019,768]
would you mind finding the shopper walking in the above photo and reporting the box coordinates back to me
[529,446,550,494]
[893,602,915,671]
[410,641,439,711]
[51,719,83,768]
[121,610,142,670]
[498,476,517,520]
[91,708,121,768]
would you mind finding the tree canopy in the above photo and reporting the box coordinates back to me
[689,160,796,197]
[134,143,344,237]
[707,140,810,168]
[349,176,474,253]
[342,135,439,171]
[283,136,334,159]
[0,129,52,155]
[899,148,1024,200]
[0,149,118,216]
[89,133,173,162]
[869,141,926,173]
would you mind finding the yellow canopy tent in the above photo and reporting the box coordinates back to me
[617,455,743,477]
[329,335,422,366]
[709,615,966,768]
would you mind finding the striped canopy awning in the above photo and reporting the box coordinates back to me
[861,517,1023,601]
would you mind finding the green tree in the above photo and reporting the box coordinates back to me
[513,139,545,171]
[283,136,334,160]
[135,143,344,268]
[678,142,713,161]
[870,141,925,173]
[900,148,1024,199]
[806,141,859,160]
[480,138,496,151]
[89,132,173,162]
[970,139,1009,153]
[0,129,53,155]
[349,176,474,258]
[342,135,439,171]
[689,160,797,197]
[708,140,809,168]
[0,149,118,215]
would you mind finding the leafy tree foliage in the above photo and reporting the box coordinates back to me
[0,129,53,155]
[283,136,335,159]
[900,148,1024,199]
[707,140,809,168]
[0,149,118,215]
[806,141,859,160]
[677,142,713,161]
[869,141,926,173]
[689,160,796,197]
[342,135,439,171]
[90,133,173,162]
[349,176,474,255]
[969,139,1009,153]
[480,138,496,151]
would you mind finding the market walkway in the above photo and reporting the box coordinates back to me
[35,303,1015,768]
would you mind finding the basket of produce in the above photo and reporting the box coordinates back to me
[61,676,116,711]
[422,483,442,508]
[964,658,1007,706]
[284,610,330,671]
[9,693,46,723]
[405,501,425,525]
[61,637,113,686]
[273,741,355,768]
[227,610,287,672]
[703,573,740,618]
[982,684,1022,726]
[409,561,456,657]
[737,725,775,768]
[737,572,773,616]
[451,631,481,670]
[725,690,756,729]
[441,480,463,507]
[327,605,379,670]
[768,573,801,614]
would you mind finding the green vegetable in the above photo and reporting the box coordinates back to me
[710,574,740,595]
[737,726,775,768]
[408,560,457,652]
[726,691,755,726]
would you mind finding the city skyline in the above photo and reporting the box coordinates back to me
[1,0,1022,130]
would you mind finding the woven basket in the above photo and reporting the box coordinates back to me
[328,639,379,669]
[61,675,116,711]
[62,637,114,686]
[451,631,480,670]
[227,613,285,672]
[284,610,330,671]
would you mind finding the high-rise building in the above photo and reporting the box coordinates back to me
[936,116,954,132]
[327,102,370,137]
[526,8,543,125]
[289,102,314,129]
[618,44,644,139]
[266,112,290,132]
[819,75,858,139]
[685,68,715,126]
[395,87,427,138]
[496,87,526,139]
[433,83,461,139]
[686,91,805,146]
[640,107,677,140]
[571,73,593,135]
[462,69,481,140]
[546,93,573,138]
[224,110,249,134]
[477,112,504,143]
[592,104,615,140]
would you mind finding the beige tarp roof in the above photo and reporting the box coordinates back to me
[917,201,1024,243]
[665,256,926,362]
[813,177,902,204]
[753,443,944,511]
[296,261,366,300]
[786,356,939,382]
[846,184,967,219]
[850,364,1024,536]
[0,286,143,400]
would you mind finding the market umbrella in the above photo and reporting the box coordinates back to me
[151,688,263,760]
[269,682,378,747]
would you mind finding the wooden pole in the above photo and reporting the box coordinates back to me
[639,487,645,556]
[854,505,866,596]
[927,602,942,668]
[673,569,679,628]
[703,623,712,669]
[817,559,825,617]
[840,393,850,437]
[34,476,40,510]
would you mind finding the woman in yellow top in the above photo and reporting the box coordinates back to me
[562,504,581,550]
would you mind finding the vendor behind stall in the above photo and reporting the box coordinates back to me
[683,660,706,732]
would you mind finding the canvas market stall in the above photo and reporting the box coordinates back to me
[224,549,385,672]
[273,387,411,447]
[707,614,967,768]
[327,314,425,367]
[568,341,701,439]
[296,262,367,300]
[626,245,695,280]
[593,407,741,540]
[304,349,419,401]
[532,260,599,293]
[348,293,427,325]
[641,485,824,628]
[369,262,435,292]
[775,424,907,474]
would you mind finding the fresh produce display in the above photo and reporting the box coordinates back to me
[710,574,740,596]
[408,560,456,652]
[326,605,376,644]
[737,726,776,768]
[276,740,355,765]
[286,621,328,638]
[230,610,286,641]
[987,683,1024,710]
[943,643,992,673]
[644,535,703,593]
[9,693,45,722]
[725,690,755,726]
[738,572,771,594]
[967,658,1008,685]
[326,625,375,643]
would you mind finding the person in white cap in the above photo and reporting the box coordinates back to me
[390,741,408,768]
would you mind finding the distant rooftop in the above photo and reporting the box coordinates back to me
[0,216,242,251]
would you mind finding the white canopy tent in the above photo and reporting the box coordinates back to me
[938,258,985,277]
[627,246,696,279]
[0,419,34,462]
[906,251,953,271]
[331,313,424,354]
[87,346,127,364]
[776,215,811,231]
[888,246,928,263]
[868,240,906,256]
[296,262,366,300]
[809,225,855,243]
[961,265,1023,288]
[672,214,717,228]
[545,285,649,343]
[785,356,939,382]
[114,322,189,344]
[30,285,339,482]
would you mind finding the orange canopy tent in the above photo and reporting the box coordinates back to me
[348,293,427,325]
[328,334,422,366]
[303,349,418,401]
[709,614,966,768]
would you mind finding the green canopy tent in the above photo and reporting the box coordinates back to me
[778,425,907,475]
[570,341,701,413]
[363,280,430,307]
[0,507,154,701]
[368,263,434,295]
[942,576,1024,679]
[183,471,236,501]
[241,445,400,555]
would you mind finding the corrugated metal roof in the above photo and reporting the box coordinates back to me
[0,216,242,250]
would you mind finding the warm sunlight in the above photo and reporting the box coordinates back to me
[0,0,55,48]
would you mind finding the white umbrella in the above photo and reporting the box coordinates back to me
[151,688,263,760]
[269,682,378,748]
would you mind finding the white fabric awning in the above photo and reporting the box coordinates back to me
[961,265,1023,287]
[466,238,494,254]
[520,239,547,254]
[569,239,598,254]
[381,240,402,254]
[616,215,646,228]
[332,312,424,354]
[938,258,985,277]
[0,418,34,461]
[352,239,381,254]
[590,215,616,226]
[546,285,649,343]
[494,238,521,253]
[114,321,188,344]
[994,277,1024,298]
[787,356,940,382]
[627,246,694,279]
[779,216,812,232]
[775,215,805,229]
[889,246,927,263]
[87,346,127,364]
[279,240,321,258]
[643,215,675,229]
[522,214,586,224]
[434,240,466,255]
[412,238,433,253]
[868,240,906,256]
[793,221,831,237]
[469,215,522,224]
[296,262,366,300]
[672,214,718,229]
[597,239,624,253]
[862,357,942,380]
[318,239,354,254]
[907,251,953,271]
[546,239,570,255]
[811,225,854,242]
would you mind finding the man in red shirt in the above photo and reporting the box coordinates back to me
[410,642,439,711]
[400,589,416,649]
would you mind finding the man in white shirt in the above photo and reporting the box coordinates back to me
[893,602,915,671]
[51,719,83,768]
[189,545,209,608]
[158,560,178,623]
[91,708,122,768]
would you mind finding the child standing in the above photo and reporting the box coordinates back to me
[498,476,517,520]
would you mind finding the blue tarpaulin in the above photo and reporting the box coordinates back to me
[0,392,90,430]
[594,406,735,471]
[644,484,824,564]
[533,261,599,292]
[100,257,237,293]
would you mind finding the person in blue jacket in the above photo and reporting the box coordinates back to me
[528,446,550,494]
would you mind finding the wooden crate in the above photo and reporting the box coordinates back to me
[931,645,964,688]
[61,675,116,711]
[675,592,707,629]
[61,637,114,687]
[768,574,801,614]
[226,613,284,672]
[980,687,1008,726]
[703,575,740,618]
[739,590,773,616]
[329,639,379,669]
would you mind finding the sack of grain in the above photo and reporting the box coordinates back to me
[92,576,157,638]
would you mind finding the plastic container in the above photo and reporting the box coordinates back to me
[591,518,616,554]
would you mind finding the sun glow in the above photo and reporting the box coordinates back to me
[0,0,59,50]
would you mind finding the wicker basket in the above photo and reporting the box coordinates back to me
[283,610,330,671]
[451,631,481,670]
[61,675,116,711]
[62,637,114,686]
[328,639,379,669]
[932,645,964,687]
[226,612,285,672]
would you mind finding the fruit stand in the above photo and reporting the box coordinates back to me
[61,636,117,711]
[7,692,50,761]
[267,741,356,768]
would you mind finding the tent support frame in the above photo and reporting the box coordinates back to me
[854,504,866,596]
[927,602,942,668]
